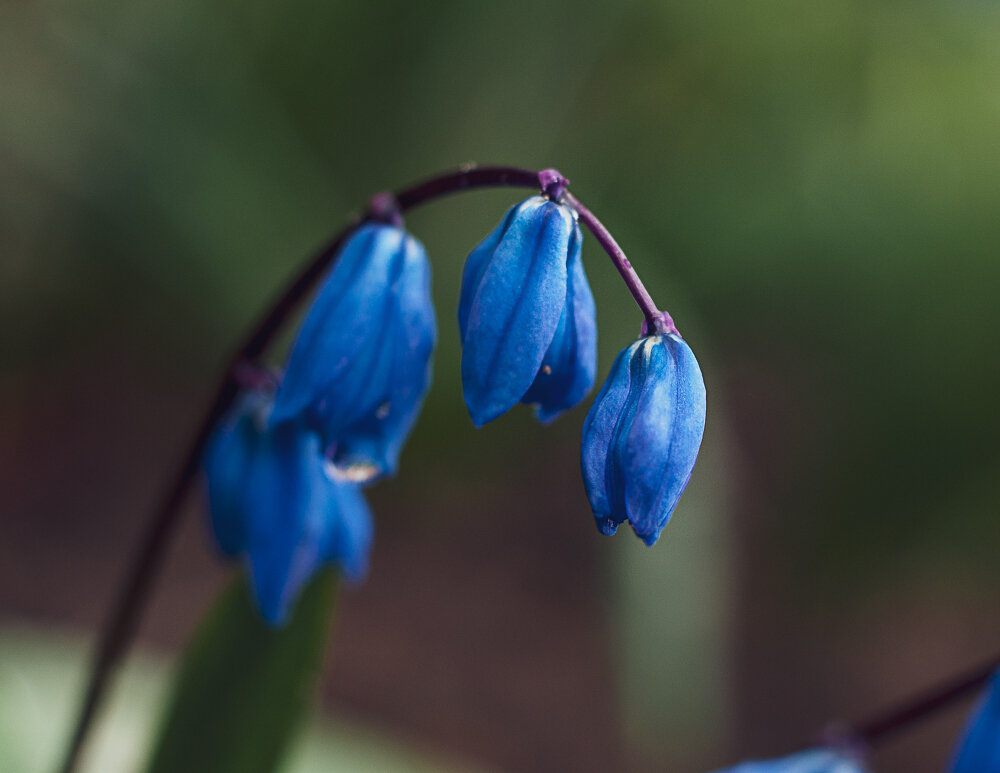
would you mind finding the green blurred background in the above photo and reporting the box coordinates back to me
[2,1,999,771]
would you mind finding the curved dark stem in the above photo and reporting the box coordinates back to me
[56,163,544,773]
[394,164,539,209]
[57,162,670,773]
[818,651,1000,755]
[562,191,672,334]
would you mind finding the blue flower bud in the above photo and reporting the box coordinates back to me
[203,398,373,625]
[580,332,706,545]
[949,669,1000,773]
[270,223,436,482]
[710,748,868,773]
[459,196,597,427]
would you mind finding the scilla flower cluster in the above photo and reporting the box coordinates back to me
[64,167,996,773]
[203,169,706,625]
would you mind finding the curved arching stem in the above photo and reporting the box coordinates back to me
[57,163,666,773]
[563,191,672,334]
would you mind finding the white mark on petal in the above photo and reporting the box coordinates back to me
[324,459,380,484]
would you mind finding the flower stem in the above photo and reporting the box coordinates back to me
[562,191,673,334]
[541,168,669,332]
[818,650,1000,754]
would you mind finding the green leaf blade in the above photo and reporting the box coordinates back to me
[144,568,338,773]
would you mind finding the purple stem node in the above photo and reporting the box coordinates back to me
[367,191,404,228]
[641,310,679,337]
[538,168,569,202]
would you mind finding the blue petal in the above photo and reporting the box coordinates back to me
[327,359,428,482]
[204,398,377,626]
[202,394,270,557]
[272,224,436,481]
[271,225,402,427]
[293,227,408,435]
[461,197,574,426]
[710,749,868,773]
[458,201,523,337]
[309,307,396,442]
[521,219,596,422]
[580,340,640,536]
[622,334,706,545]
[326,232,436,480]
[580,334,706,545]
[242,423,332,625]
[950,669,1000,773]
[324,480,374,582]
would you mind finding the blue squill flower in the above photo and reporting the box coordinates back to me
[710,748,868,773]
[580,332,706,545]
[203,397,373,625]
[459,196,596,426]
[270,222,436,482]
[949,668,1000,772]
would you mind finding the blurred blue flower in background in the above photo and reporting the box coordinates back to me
[203,394,264,559]
[459,196,596,426]
[204,396,373,625]
[581,332,706,545]
[710,748,868,773]
[270,223,436,482]
[949,668,1000,772]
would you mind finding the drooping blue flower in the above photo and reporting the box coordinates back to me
[459,196,596,427]
[203,397,373,625]
[949,668,1000,773]
[710,748,868,773]
[270,223,436,482]
[580,332,706,545]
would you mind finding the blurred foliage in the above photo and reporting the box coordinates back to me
[0,625,471,773]
[145,571,336,773]
[611,415,734,769]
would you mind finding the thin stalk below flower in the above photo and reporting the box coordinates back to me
[563,191,673,334]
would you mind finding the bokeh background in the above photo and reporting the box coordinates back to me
[2,1,1000,771]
